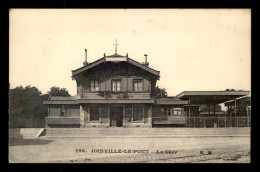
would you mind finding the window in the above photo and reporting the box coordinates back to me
[90,80,100,92]
[173,110,182,116]
[100,105,108,118]
[133,106,144,121]
[61,105,68,117]
[164,107,171,116]
[133,79,143,92]
[90,106,99,121]
[112,80,121,92]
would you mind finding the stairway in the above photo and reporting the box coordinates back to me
[9,128,44,138]
[41,127,250,138]
[42,128,177,137]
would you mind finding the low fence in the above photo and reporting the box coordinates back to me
[152,116,251,128]
[186,116,251,128]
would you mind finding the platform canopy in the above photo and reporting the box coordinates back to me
[175,91,250,105]
[224,95,251,106]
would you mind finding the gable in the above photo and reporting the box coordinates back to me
[72,56,160,78]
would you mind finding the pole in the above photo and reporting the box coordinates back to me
[209,104,211,117]
[214,101,216,128]
[208,104,211,127]
[189,100,191,127]
[231,106,233,127]
[225,116,227,128]
[204,116,206,128]
[213,101,216,117]
[194,115,195,128]
[234,98,237,127]
[247,104,249,127]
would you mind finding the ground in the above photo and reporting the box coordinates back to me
[9,135,250,163]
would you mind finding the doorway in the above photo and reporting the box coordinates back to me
[110,106,123,127]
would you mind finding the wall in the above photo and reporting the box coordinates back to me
[152,105,186,125]
[48,105,80,117]
[69,105,80,116]
[77,61,153,99]
[45,118,80,125]
[81,76,150,93]
[46,104,80,128]
[80,104,152,128]
[49,105,61,117]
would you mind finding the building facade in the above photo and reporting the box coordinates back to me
[43,50,189,128]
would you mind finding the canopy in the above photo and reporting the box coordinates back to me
[224,96,251,106]
[175,91,250,105]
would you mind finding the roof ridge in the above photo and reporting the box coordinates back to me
[72,56,160,77]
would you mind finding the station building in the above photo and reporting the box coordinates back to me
[43,49,250,128]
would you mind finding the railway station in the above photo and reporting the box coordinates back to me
[43,47,250,128]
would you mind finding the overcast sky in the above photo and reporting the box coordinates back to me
[9,9,251,97]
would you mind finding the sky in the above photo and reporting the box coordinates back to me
[9,9,251,97]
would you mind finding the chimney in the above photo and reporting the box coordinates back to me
[143,54,149,67]
[83,49,88,66]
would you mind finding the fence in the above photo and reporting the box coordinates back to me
[152,116,251,128]
[186,116,251,128]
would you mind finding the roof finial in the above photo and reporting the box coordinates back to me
[114,39,119,55]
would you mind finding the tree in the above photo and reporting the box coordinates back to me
[9,85,47,128]
[9,85,71,128]
[47,86,71,97]
[225,89,246,92]
[151,86,168,98]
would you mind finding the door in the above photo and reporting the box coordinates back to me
[110,106,123,127]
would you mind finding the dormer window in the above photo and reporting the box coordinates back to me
[90,79,100,92]
[133,79,143,92]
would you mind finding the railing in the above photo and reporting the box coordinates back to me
[152,116,251,127]
[81,92,128,99]
[152,116,186,125]
[186,116,251,128]
[81,92,150,99]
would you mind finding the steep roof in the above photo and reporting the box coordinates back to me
[71,54,160,77]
